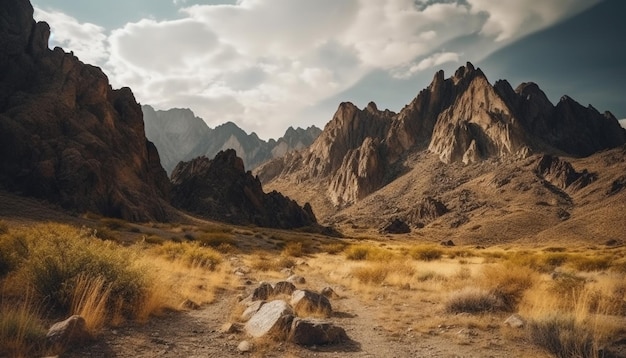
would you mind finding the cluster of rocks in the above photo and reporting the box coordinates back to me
[229,278,348,351]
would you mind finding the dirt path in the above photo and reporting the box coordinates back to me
[64,259,547,358]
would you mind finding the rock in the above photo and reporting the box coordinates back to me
[320,287,340,299]
[220,322,242,334]
[170,150,318,229]
[535,155,596,191]
[406,197,449,226]
[440,240,455,247]
[244,300,294,339]
[180,299,200,310]
[290,290,332,318]
[380,218,410,234]
[241,300,265,322]
[237,340,253,352]
[0,0,170,222]
[252,282,274,301]
[46,315,88,346]
[504,314,525,328]
[273,281,297,296]
[286,275,306,285]
[289,318,349,346]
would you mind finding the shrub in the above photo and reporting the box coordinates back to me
[345,245,394,261]
[320,242,347,255]
[156,242,222,270]
[445,287,503,313]
[282,242,305,257]
[352,264,389,285]
[250,255,294,272]
[196,233,236,248]
[0,300,46,358]
[409,246,443,261]
[480,263,536,311]
[528,315,597,358]
[569,255,612,272]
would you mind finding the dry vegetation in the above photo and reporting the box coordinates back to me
[1,215,625,357]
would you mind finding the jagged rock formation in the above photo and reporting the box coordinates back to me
[170,150,317,229]
[535,155,596,191]
[0,0,169,221]
[406,197,449,227]
[142,105,321,174]
[258,62,626,210]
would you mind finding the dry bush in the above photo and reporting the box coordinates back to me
[196,233,236,249]
[448,248,476,259]
[528,315,597,358]
[155,242,223,270]
[568,255,612,272]
[320,242,347,255]
[345,244,394,261]
[409,245,443,261]
[250,254,295,272]
[282,242,305,257]
[352,264,390,285]
[479,263,537,311]
[445,287,503,313]
[144,235,166,245]
[70,274,111,336]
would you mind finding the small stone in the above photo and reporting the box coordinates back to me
[46,315,88,347]
[504,314,525,328]
[252,282,274,301]
[237,340,253,352]
[287,275,306,284]
[320,287,340,299]
[273,281,297,296]
[290,290,332,317]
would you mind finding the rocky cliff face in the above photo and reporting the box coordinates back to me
[258,62,626,210]
[142,105,321,174]
[170,150,317,229]
[0,0,170,221]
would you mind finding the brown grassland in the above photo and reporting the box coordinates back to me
[0,198,625,357]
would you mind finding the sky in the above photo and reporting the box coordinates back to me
[31,0,626,139]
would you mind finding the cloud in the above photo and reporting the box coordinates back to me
[467,0,601,42]
[33,8,108,66]
[619,119,626,129]
[33,0,602,139]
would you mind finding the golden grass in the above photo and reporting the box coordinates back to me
[408,245,444,261]
[345,244,395,261]
[70,274,111,336]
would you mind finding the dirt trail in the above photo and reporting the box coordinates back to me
[65,261,546,358]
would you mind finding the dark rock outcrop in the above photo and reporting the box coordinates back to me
[0,0,170,221]
[406,197,449,226]
[143,105,321,175]
[535,155,596,191]
[380,218,411,234]
[170,149,317,229]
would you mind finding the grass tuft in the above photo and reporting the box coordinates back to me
[345,244,394,261]
[528,315,597,358]
[408,245,443,261]
[445,287,503,313]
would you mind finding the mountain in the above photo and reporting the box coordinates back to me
[0,0,170,221]
[256,63,626,243]
[170,149,317,229]
[142,105,322,174]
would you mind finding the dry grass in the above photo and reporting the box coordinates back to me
[70,274,111,336]
[408,245,444,261]
[445,287,503,313]
[0,294,47,358]
[345,244,395,261]
[249,254,295,272]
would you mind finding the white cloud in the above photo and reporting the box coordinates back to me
[619,119,626,129]
[33,8,108,66]
[33,0,601,139]
[467,0,601,42]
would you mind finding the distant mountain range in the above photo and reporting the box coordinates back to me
[142,105,321,175]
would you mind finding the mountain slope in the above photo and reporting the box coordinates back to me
[257,63,626,243]
[142,105,321,174]
[0,0,170,221]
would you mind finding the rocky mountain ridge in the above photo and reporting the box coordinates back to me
[143,105,321,175]
[257,63,626,242]
[258,62,626,208]
[0,0,170,221]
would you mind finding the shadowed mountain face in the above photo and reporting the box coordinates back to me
[170,150,317,229]
[257,63,626,242]
[0,0,170,221]
[142,105,322,175]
